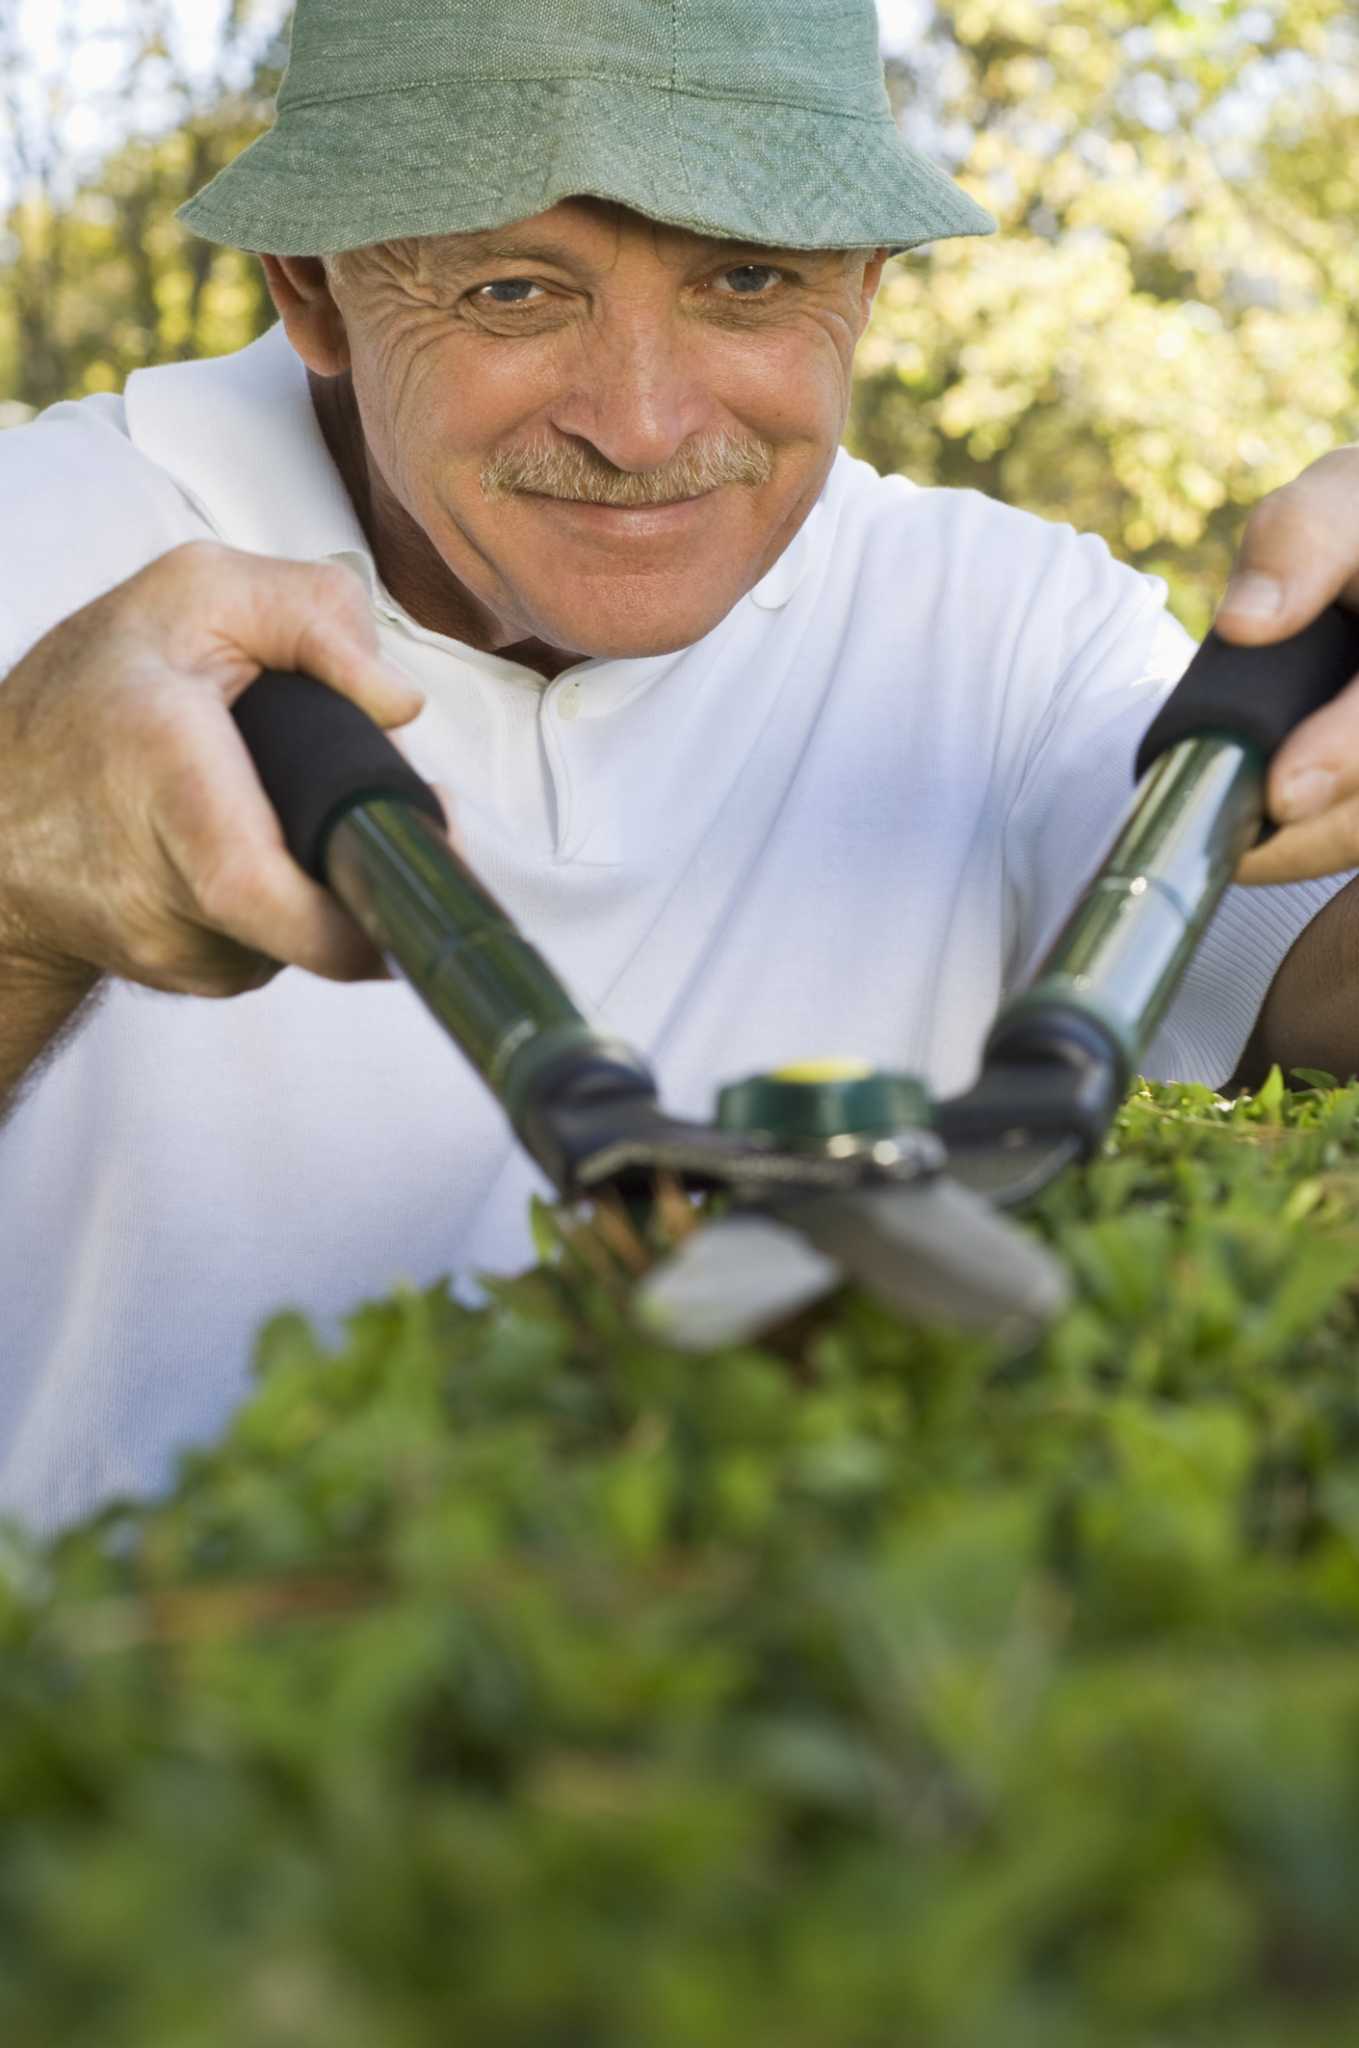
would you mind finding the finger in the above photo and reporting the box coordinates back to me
[142,543,425,729]
[1263,672,1359,831]
[1215,448,1359,646]
[1236,790,1359,887]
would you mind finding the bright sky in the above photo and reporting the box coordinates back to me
[8,0,290,175]
[12,0,285,79]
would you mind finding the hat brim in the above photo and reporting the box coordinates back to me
[176,78,996,256]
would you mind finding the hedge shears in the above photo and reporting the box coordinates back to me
[233,603,1359,1347]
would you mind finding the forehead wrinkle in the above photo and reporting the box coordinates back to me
[434,238,595,274]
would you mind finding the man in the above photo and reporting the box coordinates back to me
[1,0,1358,1533]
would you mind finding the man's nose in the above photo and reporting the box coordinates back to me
[547,312,714,473]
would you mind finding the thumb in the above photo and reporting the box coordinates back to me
[1215,448,1359,647]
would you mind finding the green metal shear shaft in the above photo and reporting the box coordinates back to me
[995,735,1266,1076]
[324,800,624,1125]
[321,737,1264,1193]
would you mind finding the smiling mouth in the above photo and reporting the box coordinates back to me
[524,490,712,509]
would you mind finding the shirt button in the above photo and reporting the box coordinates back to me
[556,684,581,723]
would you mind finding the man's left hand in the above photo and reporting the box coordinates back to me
[1213,446,1359,885]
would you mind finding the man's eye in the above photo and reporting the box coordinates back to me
[475,280,543,306]
[718,265,783,297]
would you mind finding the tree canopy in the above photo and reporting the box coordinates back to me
[0,1,286,423]
[857,0,1359,629]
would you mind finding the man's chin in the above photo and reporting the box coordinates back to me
[483,574,757,670]
[482,493,776,661]
[519,607,735,664]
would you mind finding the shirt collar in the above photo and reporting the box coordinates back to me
[123,319,823,642]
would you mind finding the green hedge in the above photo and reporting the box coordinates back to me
[7,1075,1359,2046]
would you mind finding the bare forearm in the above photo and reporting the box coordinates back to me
[1230,875,1359,1089]
[0,962,101,1125]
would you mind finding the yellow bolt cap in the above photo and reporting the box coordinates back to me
[772,1058,875,1085]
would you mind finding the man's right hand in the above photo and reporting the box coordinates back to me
[0,541,426,999]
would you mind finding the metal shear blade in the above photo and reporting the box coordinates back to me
[636,1173,1069,1352]
[636,1212,841,1352]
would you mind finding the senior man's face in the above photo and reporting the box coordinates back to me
[264,201,887,667]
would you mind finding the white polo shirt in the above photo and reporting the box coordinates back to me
[0,324,1338,1532]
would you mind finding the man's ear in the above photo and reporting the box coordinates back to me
[259,254,352,376]
[859,247,889,324]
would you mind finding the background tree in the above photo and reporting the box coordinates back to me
[854,0,1359,628]
[0,0,286,421]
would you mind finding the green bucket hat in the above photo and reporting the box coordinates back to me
[177,0,996,257]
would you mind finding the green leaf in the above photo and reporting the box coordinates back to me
[1253,1064,1286,1122]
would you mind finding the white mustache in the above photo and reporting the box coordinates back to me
[480,430,775,506]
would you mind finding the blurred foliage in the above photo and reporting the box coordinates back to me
[856,0,1359,633]
[9,1073,1359,2039]
[0,0,286,421]
[2,3,1357,627]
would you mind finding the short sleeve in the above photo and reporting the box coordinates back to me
[1001,532,1348,1087]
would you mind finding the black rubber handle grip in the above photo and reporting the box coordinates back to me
[1134,602,1359,783]
[231,670,444,881]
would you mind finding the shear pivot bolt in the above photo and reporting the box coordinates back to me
[716,1065,933,1148]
